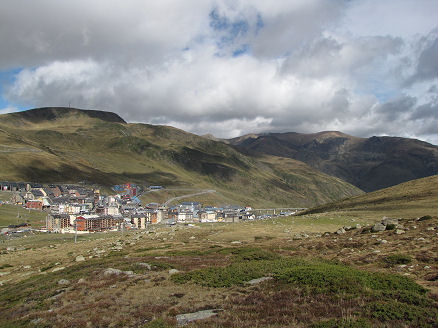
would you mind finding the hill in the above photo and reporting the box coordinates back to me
[228,131,438,192]
[301,174,438,218]
[0,107,362,208]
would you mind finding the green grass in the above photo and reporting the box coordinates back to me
[0,204,47,227]
[0,107,363,208]
[301,174,438,218]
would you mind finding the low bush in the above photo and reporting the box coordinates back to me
[418,215,432,221]
[368,300,438,326]
[312,318,371,328]
[0,263,12,269]
[384,254,412,266]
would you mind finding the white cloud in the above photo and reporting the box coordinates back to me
[0,106,17,115]
[1,0,438,144]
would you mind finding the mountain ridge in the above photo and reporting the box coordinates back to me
[228,131,438,192]
[0,107,362,208]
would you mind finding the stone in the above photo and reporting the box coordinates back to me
[176,309,222,326]
[355,224,362,229]
[382,217,399,226]
[75,255,85,262]
[23,265,31,269]
[231,241,242,244]
[102,268,123,276]
[169,269,180,275]
[52,267,65,272]
[78,278,86,284]
[6,246,15,251]
[138,263,152,270]
[246,277,273,285]
[379,239,388,244]
[58,279,70,286]
[427,227,435,231]
[395,229,405,235]
[336,228,345,235]
[372,223,386,232]
[189,236,196,240]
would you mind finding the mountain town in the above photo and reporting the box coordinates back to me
[1,181,298,235]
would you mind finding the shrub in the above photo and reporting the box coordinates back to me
[0,264,12,269]
[274,262,425,295]
[384,254,412,266]
[312,318,371,328]
[418,215,432,221]
[368,300,438,326]
[385,224,396,230]
[171,260,273,287]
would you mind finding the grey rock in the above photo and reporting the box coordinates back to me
[58,279,70,286]
[246,277,273,285]
[427,227,435,231]
[372,223,386,232]
[75,255,85,262]
[176,309,222,325]
[77,278,86,284]
[169,269,180,275]
[6,246,15,251]
[395,229,405,235]
[102,268,123,276]
[355,224,362,229]
[138,262,152,270]
[336,228,346,235]
[382,217,399,226]
[231,241,242,244]
[52,266,65,272]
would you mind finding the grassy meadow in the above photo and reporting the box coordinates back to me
[1,209,437,327]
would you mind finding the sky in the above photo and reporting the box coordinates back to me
[1,1,438,144]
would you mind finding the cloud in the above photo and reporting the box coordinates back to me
[0,106,16,115]
[1,0,438,144]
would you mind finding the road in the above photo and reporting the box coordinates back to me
[163,189,216,206]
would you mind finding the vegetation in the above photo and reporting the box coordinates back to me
[0,107,362,208]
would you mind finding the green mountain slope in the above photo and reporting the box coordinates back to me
[0,107,362,207]
[302,174,438,217]
[228,131,438,192]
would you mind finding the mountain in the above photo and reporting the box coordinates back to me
[228,131,438,192]
[301,173,438,218]
[0,107,362,208]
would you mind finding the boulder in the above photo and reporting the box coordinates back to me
[336,228,346,235]
[382,217,399,226]
[58,279,70,286]
[102,268,123,276]
[246,277,273,285]
[138,263,152,270]
[52,267,65,272]
[75,255,85,262]
[176,309,222,326]
[372,223,386,232]
[395,229,405,235]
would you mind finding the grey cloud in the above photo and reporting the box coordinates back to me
[2,1,438,145]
